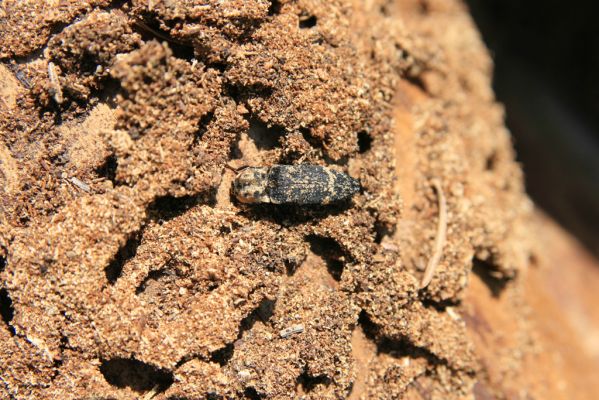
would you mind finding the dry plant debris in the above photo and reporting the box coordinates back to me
[420,179,447,289]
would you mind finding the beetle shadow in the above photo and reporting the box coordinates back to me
[235,200,357,227]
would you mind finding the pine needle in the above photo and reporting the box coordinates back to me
[420,179,447,289]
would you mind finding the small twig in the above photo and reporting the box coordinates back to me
[132,17,190,46]
[279,324,304,338]
[420,179,447,289]
[69,177,91,193]
[142,384,160,400]
[47,62,63,104]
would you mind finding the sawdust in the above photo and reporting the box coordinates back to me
[0,0,597,399]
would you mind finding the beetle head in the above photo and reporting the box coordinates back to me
[232,167,271,203]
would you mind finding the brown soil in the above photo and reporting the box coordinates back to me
[0,0,597,399]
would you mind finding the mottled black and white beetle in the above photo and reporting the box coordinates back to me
[232,165,360,205]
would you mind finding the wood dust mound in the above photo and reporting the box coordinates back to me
[1,1,597,399]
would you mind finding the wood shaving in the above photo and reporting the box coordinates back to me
[421,179,447,289]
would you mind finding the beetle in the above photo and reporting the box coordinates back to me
[232,165,360,205]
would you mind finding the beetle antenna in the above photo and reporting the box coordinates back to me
[225,162,248,172]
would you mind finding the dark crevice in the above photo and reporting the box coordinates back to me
[528,252,539,268]
[284,257,302,276]
[420,297,460,312]
[177,297,276,368]
[225,83,274,100]
[357,310,379,342]
[59,334,71,352]
[471,257,511,298]
[49,104,65,124]
[219,220,243,236]
[297,367,331,392]
[209,342,235,367]
[0,251,6,272]
[131,18,195,61]
[10,49,44,68]
[244,387,263,399]
[241,297,276,331]
[299,127,324,150]
[37,98,68,122]
[312,36,324,45]
[108,0,131,9]
[419,0,431,15]
[299,15,317,29]
[357,311,454,370]
[277,131,312,164]
[299,130,350,165]
[247,117,286,150]
[306,235,348,281]
[194,111,215,145]
[210,297,276,366]
[48,21,72,40]
[485,150,498,171]
[147,190,217,222]
[50,335,69,381]
[95,154,118,184]
[403,73,428,93]
[105,232,142,284]
[324,153,349,166]
[135,268,171,295]
[373,221,394,244]
[100,358,174,393]
[0,288,16,335]
[224,83,243,104]
[240,200,355,228]
[94,76,122,109]
[268,0,282,16]
[357,130,373,153]
[299,129,349,166]
[380,4,390,16]
[207,61,228,73]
